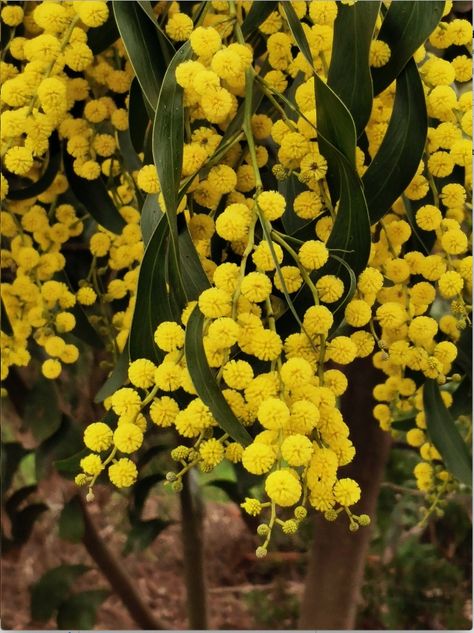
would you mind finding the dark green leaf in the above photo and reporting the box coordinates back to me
[54,448,89,476]
[7,132,61,200]
[10,503,48,546]
[328,2,380,136]
[94,347,129,403]
[450,376,472,421]
[423,380,472,487]
[391,418,416,432]
[57,589,109,630]
[70,302,105,348]
[1,298,13,335]
[1,441,29,492]
[123,518,170,554]
[63,150,125,235]
[87,9,119,54]
[117,129,142,173]
[129,215,174,361]
[31,564,89,622]
[372,1,445,95]
[129,473,165,521]
[241,1,278,39]
[140,193,164,246]
[185,307,252,447]
[179,225,211,300]
[58,496,85,544]
[24,379,61,443]
[113,1,168,109]
[363,60,427,224]
[280,174,311,236]
[129,78,151,155]
[36,415,83,480]
[5,484,38,517]
[153,41,191,230]
[282,2,356,168]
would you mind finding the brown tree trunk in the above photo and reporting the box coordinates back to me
[79,496,163,630]
[299,358,391,629]
[180,471,208,629]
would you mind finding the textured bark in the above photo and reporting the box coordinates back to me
[79,496,162,630]
[299,358,391,629]
[180,471,208,629]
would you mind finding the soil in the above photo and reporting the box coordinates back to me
[1,473,306,630]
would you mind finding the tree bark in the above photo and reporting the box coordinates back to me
[79,495,163,630]
[180,471,208,629]
[299,358,391,629]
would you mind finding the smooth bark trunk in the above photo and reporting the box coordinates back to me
[299,358,391,629]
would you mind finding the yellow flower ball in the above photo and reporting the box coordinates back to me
[113,423,144,454]
[108,458,138,488]
[265,470,302,507]
[333,478,361,506]
[84,422,113,452]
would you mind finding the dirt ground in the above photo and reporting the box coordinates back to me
[1,474,306,630]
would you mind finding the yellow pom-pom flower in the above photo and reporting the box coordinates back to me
[113,423,144,454]
[265,470,302,507]
[108,458,138,488]
[84,422,113,452]
[333,478,361,506]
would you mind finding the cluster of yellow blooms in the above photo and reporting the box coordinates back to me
[1,0,471,554]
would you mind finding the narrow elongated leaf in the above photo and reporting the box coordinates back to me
[7,132,61,200]
[54,448,88,476]
[31,564,90,622]
[129,78,150,155]
[57,590,109,630]
[1,442,29,492]
[9,503,48,547]
[282,3,356,169]
[87,9,119,54]
[129,473,165,521]
[372,1,445,95]
[280,174,309,236]
[140,194,163,246]
[70,302,105,348]
[35,415,83,479]
[1,298,13,335]
[129,215,174,361]
[363,59,427,224]
[241,1,278,39]
[113,1,167,110]
[423,380,472,487]
[94,348,129,403]
[25,380,61,443]
[58,496,85,544]
[328,2,380,136]
[185,307,252,447]
[178,225,211,300]
[123,518,170,554]
[153,41,191,230]
[63,150,125,234]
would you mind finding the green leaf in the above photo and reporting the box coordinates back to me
[328,2,380,136]
[54,448,88,476]
[113,1,169,110]
[185,307,252,447]
[423,380,472,487]
[87,9,119,54]
[140,193,163,246]
[10,503,48,547]
[58,496,85,544]
[1,298,13,335]
[63,150,125,235]
[153,41,190,229]
[123,518,170,555]
[1,441,29,492]
[241,1,278,39]
[178,225,211,300]
[129,215,174,362]
[7,132,61,200]
[363,59,427,224]
[94,347,129,403]
[450,376,472,421]
[129,77,151,155]
[371,1,445,96]
[129,473,165,521]
[25,379,61,443]
[35,415,83,480]
[31,564,89,622]
[282,2,356,168]
[57,589,109,630]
